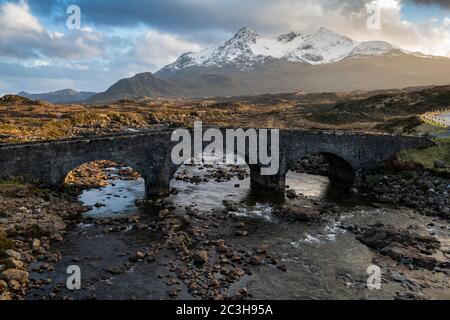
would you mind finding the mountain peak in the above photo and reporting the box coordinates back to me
[235,27,258,36]
[318,26,334,34]
[310,27,352,42]
[277,31,301,43]
[230,27,259,43]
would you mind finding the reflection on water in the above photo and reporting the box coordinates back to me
[438,113,450,122]
[80,157,334,220]
[286,172,329,199]
[79,167,145,217]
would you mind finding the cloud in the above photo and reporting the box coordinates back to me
[406,0,450,9]
[0,1,103,60]
[2,0,450,96]
[131,31,202,70]
[444,17,450,27]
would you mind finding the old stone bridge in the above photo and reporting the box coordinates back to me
[0,129,433,198]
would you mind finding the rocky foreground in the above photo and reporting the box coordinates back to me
[0,183,86,300]
[1,158,449,300]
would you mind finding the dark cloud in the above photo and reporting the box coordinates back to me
[406,0,450,9]
[27,0,375,36]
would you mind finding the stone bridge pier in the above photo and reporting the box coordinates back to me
[0,129,433,199]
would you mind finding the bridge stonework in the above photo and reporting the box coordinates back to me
[0,129,433,198]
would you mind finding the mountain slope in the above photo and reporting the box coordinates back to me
[18,89,96,103]
[88,72,189,103]
[155,55,450,97]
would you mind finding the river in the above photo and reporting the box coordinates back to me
[25,157,447,300]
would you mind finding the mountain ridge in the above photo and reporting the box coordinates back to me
[18,89,96,103]
[158,26,419,74]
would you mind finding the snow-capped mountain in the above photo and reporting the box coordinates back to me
[160,27,405,72]
[90,27,450,102]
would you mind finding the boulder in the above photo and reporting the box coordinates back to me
[193,250,208,264]
[0,269,29,284]
[286,190,298,199]
[0,280,7,293]
[274,204,323,222]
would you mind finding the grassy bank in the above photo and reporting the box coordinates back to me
[0,178,30,196]
[398,138,450,173]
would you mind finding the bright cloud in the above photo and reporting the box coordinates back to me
[132,31,202,70]
[0,0,103,60]
[0,0,43,33]
[444,17,450,26]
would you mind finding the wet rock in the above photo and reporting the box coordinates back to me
[434,160,447,169]
[8,279,21,291]
[0,258,24,270]
[235,230,248,237]
[231,255,243,262]
[255,245,268,255]
[363,172,450,220]
[0,269,29,284]
[0,292,12,300]
[0,279,7,293]
[223,200,238,212]
[249,255,262,265]
[169,288,180,298]
[32,238,41,251]
[277,265,287,272]
[236,222,246,229]
[354,223,447,270]
[129,251,145,262]
[274,204,323,222]
[193,250,208,264]
[236,288,248,298]
[216,240,228,254]
[286,189,297,199]
[209,278,220,288]
[5,250,21,260]
[106,268,122,276]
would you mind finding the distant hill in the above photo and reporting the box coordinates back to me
[18,89,96,103]
[0,94,38,105]
[88,72,188,103]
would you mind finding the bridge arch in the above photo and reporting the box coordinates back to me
[167,150,288,197]
[62,160,144,193]
[319,152,356,186]
[288,151,357,188]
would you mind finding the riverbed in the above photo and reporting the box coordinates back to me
[25,160,450,300]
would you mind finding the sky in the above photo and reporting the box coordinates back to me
[0,0,449,95]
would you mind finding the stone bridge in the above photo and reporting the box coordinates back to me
[0,129,433,198]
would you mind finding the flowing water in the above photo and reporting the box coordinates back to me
[27,158,443,300]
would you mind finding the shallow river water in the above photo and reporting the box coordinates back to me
[26,160,447,300]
